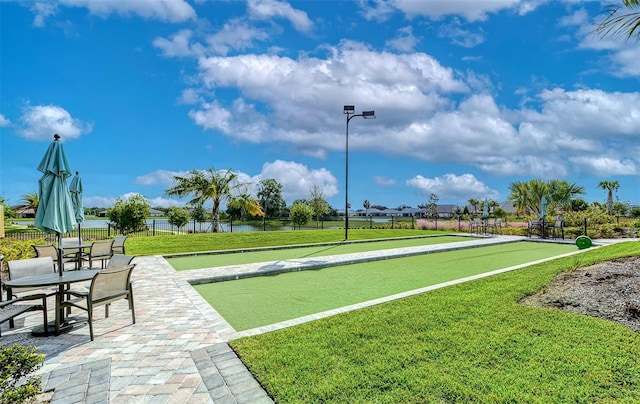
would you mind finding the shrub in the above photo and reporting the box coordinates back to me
[0,344,45,404]
[0,238,45,277]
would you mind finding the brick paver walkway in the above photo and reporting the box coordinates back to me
[1,235,587,403]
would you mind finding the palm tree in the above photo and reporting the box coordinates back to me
[509,179,586,218]
[21,192,39,214]
[165,168,254,232]
[595,0,640,42]
[467,198,479,215]
[228,193,265,218]
[508,179,548,217]
[598,180,620,215]
[363,200,371,216]
[548,180,585,213]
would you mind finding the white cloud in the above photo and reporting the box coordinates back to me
[18,104,92,141]
[147,196,185,208]
[259,160,338,203]
[0,114,10,127]
[558,8,588,27]
[406,173,500,201]
[386,26,420,53]
[569,156,637,176]
[30,2,57,27]
[608,47,640,77]
[438,19,485,48]
[83,196,117,208]
[178,88,204,105]
[157,20,640,184]
[57,0,196,23]
[247,0,313,33]
[390,0,525,22]
[153,29,200,58]
[205,18,270,56]
[374,176,396,186]
[135,170,186,187]
[188,41,467,147]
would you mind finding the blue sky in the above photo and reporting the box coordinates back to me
[2,0,640,212]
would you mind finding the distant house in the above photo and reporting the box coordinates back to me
[14,206,36,218]
[437,204,459,218]
[500,201,517,214]
[149,208,164,217]
[399,207,423,217]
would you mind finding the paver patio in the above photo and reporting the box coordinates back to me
[1,235,587,403]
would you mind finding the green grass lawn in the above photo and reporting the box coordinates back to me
[230,242,640,403]
[167,235,470,270]
[195,241,577,331]
[127,229,443,256]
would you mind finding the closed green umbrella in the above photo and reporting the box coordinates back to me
[540,196,547,219]
[34,134,78,275]
[69,171,84,244]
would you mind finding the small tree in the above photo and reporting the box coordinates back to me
[612,201,629,223]
[191,203,210,223]
[363,200,371,216]
[308,185,330,228]
[289,202,313,229]
[426,193,439,219]
[257,179,286,218]
[167,206,190,233]
[0,344,45,404]
[108,194,150,235]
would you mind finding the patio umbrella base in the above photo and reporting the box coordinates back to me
[30,319,87,337]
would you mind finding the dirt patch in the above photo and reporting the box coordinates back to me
[519,256,640,332]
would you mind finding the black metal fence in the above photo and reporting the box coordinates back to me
[3,216,422,242]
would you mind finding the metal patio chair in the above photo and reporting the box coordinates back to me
[57,265,136,340]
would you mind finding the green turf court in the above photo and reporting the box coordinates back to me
[167,235,472,270]
[193,241,578,331]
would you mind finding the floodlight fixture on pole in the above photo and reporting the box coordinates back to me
[343,105,376,240]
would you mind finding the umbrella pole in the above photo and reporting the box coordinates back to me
[78,223,82,244]
[57,232,63,276]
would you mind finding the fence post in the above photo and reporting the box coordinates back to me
[153,220,156,236]
[584,217,588,236]
[193,219,196,234]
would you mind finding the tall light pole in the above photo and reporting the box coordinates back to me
[344,105,375,240]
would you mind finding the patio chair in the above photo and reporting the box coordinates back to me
[552,219,564,240]
[111,236,128,255]
[469,218,482,234]
[107,254,135,269]
[5,257,57,331]
[527,219,542,238]
[7,257,58,299]
[0,295,48,337]
[83,240,115,269]
[32,244,75,271]
[56,264,136,341]
[60,237,86,260]
[488,218,502,235]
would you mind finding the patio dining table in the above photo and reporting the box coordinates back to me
[4,270,100,336]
